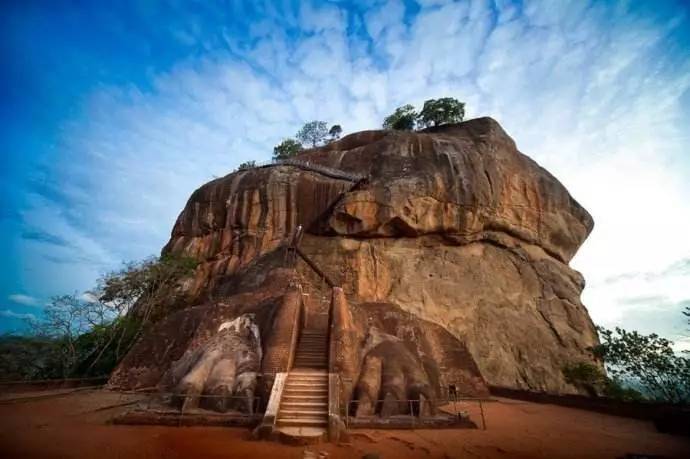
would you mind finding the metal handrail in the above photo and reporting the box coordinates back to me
[244,158,367,182]
[345,396,492,430]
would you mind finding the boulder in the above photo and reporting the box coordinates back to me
[110,117,598,402]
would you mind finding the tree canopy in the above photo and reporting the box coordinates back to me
[592,326,690,403]
[382,104,418,131]
[272,138,302,160]
[237,160,256,170]
[296,120,329,147]
[329,124,342,141]
[417,97,465,128]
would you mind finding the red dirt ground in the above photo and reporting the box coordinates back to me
[0,389,688,458]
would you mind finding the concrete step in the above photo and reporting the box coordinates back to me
[287,377,327,383]
[285,382,327,388]
[288,371,328,381]
[282,394,328,400]
[276,418,327,427]
[284,388,328,396]
[278,409,328,417]
[280,401,328,409]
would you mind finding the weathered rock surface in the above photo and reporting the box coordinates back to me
[111,117,598,402]
[168,313,262,413]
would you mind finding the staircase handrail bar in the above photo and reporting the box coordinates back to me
[246,158,367,182]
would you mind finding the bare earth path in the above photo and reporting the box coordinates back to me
[0,390,688,458]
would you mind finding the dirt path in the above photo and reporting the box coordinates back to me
[0,390,688,458]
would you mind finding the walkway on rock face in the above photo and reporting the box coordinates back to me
[273,168,358,442]
[252,158,367,183]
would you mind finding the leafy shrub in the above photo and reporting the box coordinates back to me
[383,104,417,130]
[273,138,302,160]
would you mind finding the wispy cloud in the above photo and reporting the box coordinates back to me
[0,309,36,321]
[2,0,690,341]
[8,294,40,308]
[21,229,74,249]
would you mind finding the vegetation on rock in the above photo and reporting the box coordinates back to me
[272,138,302,160]
[382,104,417,130]
[296,120,329,147]
[417,97,465,128]
[382,97,465,130]
[562,361,643,401]
[329,124,342,141]
[237,160,256,170]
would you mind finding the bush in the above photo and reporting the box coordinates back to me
[383,104,417,131]
[593,327,690,404]
[328,124,342,141]
[296,121,329,147]
[417,97,465,128]
[237,160,256,170]
[562,361,644,401]
[273,138,302,160]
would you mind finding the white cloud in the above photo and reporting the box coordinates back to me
[0,309,36,321]
[8,294,40,307]
[13,0,690,343]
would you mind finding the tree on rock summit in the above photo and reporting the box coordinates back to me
[296,120,329,147]
[383,104,417,131]
[329,124,342,141]
[273,138,302,160]
[417,97,465,128]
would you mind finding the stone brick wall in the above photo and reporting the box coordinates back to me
[261,286,302,375]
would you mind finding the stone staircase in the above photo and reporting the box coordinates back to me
[275,330,329,439]
[292,329,328,370]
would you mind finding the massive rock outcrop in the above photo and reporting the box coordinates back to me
[110,117,597,404]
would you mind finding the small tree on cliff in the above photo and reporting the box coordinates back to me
[383,104,417,130]
[273,138,302,160]
[328,124,342,142]
[417,97,465,128]
[296,121,329,147]
[237,160,256,170]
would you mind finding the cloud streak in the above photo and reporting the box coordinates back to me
[2,0,690,340]
[8,294,40,308]
[0,309,36,321]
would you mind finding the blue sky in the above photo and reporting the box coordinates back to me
[2,0,690,348]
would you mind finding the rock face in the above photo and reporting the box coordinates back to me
[110,117,598,406]
[167,313,262,413]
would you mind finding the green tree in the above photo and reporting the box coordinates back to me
[383,104,417,131]
[417,97,465,128]
[237,160,256,170]
[273,138,303,160]
[296,121,329,147]
[562,361,643,401]
[329,124,342,141]
[0,254,197,381]
[592,326,690,403]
